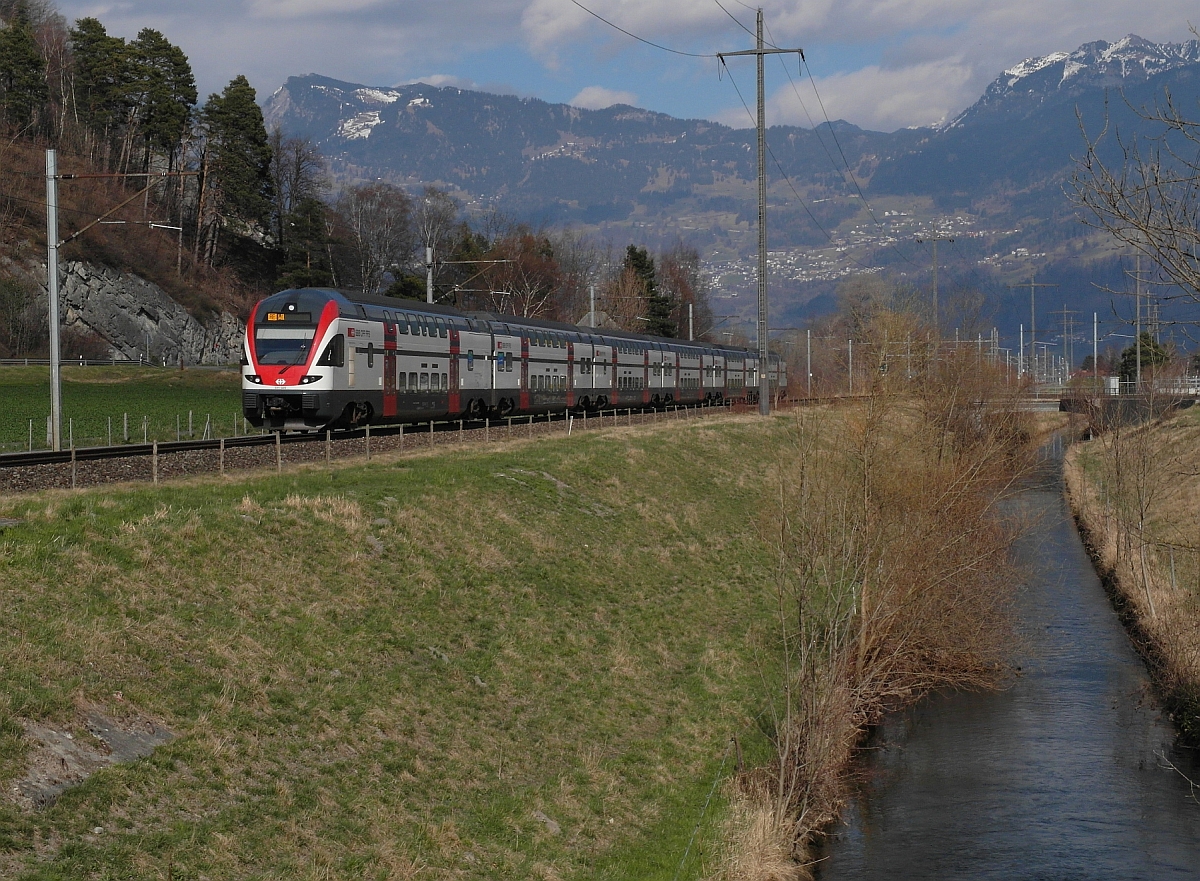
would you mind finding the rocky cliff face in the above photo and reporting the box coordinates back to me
[59,262,245,365]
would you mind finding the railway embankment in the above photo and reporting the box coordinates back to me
[0,411,799,879]
[1064,408,1200,744]
[0,392,1047,879]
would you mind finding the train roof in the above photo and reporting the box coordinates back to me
[265,288,769,358]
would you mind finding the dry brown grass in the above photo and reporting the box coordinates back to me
[1066,407,1200,741]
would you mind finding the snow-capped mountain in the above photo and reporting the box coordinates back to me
[947,34,1200,128]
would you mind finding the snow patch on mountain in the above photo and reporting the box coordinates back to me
[946,34,1200,129]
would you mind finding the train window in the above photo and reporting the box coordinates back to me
[436,318,447,338]
[397,315,408,334]
[409,371,418,389]
[405,313,418,335]
[384,310,393,323]
[496,351,504,371]
[316,334,345,368]
[441,373,448,389]
[507,355,514,372]
[398,370,407,391]
[420,372,430,390]
[467,350,475,371]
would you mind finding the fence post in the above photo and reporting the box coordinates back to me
[70,447,76,489]
[152,441,158,485]
[399,424,404,452]
[219,437,225,475]
[326,429,332,466]
[365,423,371,461]
[107,416,112,447]
[188,410,193,438]
[176,414,180,442]
[459,419,463,443]
[485,417,489,444]
[275,431,282,473]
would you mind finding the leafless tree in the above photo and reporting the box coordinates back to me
[659,240,714,340]
[268,128,327,245]
[412,185,458,266]
[1072,44,1200,303]
[545,227,599,323]
[335,183,413,295]
[478,231,560,318]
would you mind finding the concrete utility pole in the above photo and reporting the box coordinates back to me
[916,235,954,332]
[44,155,199,450]
[425,247,434,304]
[46,150,62,451]
[719,9,802,416]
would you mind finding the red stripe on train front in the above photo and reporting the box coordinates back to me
[248,299,340,385]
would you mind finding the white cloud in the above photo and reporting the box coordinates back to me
[247,0,386,18]
[51,0,1200,131]
[570,85,638,109]
[765,58,979,132]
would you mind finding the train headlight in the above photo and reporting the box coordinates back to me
[245,374,263,384]
[298,374,322,384]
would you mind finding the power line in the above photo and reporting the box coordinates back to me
[567,0,717,58]
[710,0,756,40]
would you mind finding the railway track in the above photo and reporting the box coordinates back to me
[0,404,748,495]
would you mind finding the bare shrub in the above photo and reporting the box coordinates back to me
[736,358,1036,875]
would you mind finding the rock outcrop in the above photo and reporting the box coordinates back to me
[59,262,244,365]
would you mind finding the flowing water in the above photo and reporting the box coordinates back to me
[814,438,1200,880]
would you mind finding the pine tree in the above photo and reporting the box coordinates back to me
[624,244,676,337]
[0,6,48,132]
[1118,332,1171,382]
[277,196,334,289]
[203,75,273,226]
[128,29,195,167]
[68,17,129,139]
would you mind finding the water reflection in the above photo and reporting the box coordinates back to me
[815,441,1200,880]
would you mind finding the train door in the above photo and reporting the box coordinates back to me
[448,327,461,416]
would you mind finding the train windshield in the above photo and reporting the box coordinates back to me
[253,288,331,366]
[255,326,316,365]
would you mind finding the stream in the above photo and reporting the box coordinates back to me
[814,437,1200,879]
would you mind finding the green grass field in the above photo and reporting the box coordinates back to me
[0,414,789,879]
[0,366,243,451]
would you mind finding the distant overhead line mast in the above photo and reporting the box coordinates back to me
[916,235,953,332]
[718,8,802,417]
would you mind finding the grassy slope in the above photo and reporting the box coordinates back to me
[1066,406,1200,741]
[0,414,790,879]
[0,366,242,450]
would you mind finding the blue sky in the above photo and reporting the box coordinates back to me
[55,1,1199,131]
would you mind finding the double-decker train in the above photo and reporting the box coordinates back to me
[241,287,786,431]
